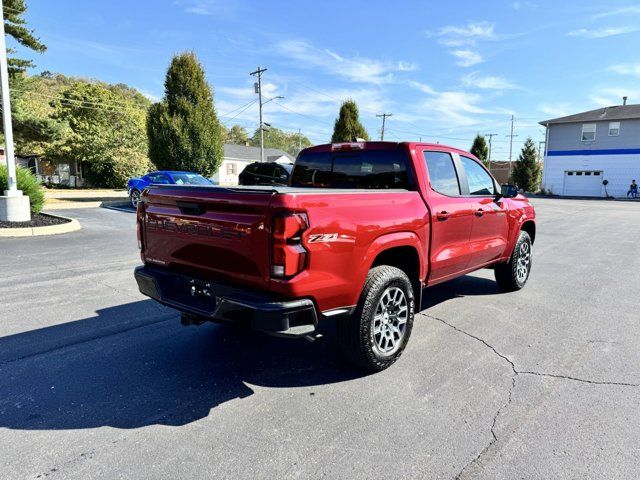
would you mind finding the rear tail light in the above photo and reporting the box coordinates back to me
[136,219,143,250]
[271,213,309,278]
[331,142,365,152]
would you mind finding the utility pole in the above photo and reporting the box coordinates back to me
[298,128,302,153]
[485,133,498,172]
[485,133,498,171]
[538,141,545,163]
[0,0,30,221]
[376,113,392,141]
[250,66,267,162]
[506,115,518,172]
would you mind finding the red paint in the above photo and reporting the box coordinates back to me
[138,142,536,314]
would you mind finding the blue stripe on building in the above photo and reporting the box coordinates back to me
[547,148,640,156]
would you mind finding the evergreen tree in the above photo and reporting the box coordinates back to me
[510,137,541,192]
[470,134,489,167]
[331,100,369,142]
[147,52,224,176]
[3,0,47,73]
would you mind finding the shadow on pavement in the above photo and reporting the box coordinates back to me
[0,274,498,431]
[419,273,500,311]
[0,300,358,431]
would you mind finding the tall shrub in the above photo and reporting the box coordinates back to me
[511,137,541,192]
[147,52,224,176]
[331,100,369,143]
[470,134,489,167]
[0,165,44,214]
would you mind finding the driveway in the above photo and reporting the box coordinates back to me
[0,199,638,479]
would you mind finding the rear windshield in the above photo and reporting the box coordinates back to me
[290,149,410,189]
[171,173,212,185]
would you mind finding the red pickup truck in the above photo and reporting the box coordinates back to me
[135,141,536,371]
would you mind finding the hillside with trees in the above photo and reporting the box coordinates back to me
[8,72,153,188]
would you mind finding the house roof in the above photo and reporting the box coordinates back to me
[539,104,640,126]
[223,143,295,163]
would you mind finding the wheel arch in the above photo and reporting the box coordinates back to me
[521,220,536,243]
[364,234,425,309]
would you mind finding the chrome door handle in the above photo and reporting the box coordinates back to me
[436,211,450,221]
[475,209,484,217]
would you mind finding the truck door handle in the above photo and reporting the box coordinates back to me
[436,211,450,221]
[475,209,484,217]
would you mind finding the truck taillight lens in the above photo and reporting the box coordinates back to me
[271,213,309,278]
[136,220,143,250]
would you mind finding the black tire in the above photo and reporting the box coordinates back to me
[130,189,141,208]
[337,266,415,372]
[495,230,532,292]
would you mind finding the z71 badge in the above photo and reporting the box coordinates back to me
[308,233,339,243]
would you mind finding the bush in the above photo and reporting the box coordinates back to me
[85,148,153,188]
[0,164,45,214]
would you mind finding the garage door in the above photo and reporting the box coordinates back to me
[563,170,603,196]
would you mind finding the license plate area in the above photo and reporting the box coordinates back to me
[168,277,218,314]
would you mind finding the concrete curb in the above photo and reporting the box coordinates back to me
[45,199,131,210]
[0,214,81,238]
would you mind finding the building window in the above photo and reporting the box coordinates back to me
[226,162,237,175]
[608,121,620,136]
[581,123,596,141]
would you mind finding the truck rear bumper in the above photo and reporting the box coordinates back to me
[134,265,318,338]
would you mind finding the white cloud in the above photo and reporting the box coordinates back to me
[451,49,483,67]
[406,81,437,95]
[512,1,538,10]
[592,6,640,18]
[421,91,492,126]
[589,87,640,107]
[461,72,516,90]
[275,39,417,85]
[608,63,640,78]
[138,89,160,102]
[567,26,637,38]
[538,103,571,118]
[175,0,230,15]
[431,21,496,47]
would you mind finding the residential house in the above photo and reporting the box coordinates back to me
[540,100,640,197]
[212,144,295,185]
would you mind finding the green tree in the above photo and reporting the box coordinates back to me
[250,126,312,157]
[510,137,541,192]
[3,0,47,73]
[331,100,369,142]
[147,52,224,176]
[51,78,152,186]
[470,134,489,167]
[225,124,249,144]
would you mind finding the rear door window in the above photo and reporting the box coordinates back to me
[424,151,460,196]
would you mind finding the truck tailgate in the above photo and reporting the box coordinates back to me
[141,186,274,290]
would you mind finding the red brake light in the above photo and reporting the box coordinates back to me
[331,142,365,152]
[271,213,309,278]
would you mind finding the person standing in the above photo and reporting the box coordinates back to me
[628,180,638,199]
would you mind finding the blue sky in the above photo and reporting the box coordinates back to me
[14,0,640,158]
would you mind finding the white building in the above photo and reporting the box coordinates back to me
[540,101,640,197]
[212,144,295,185]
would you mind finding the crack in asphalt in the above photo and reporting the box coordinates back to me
[422,313,639,479]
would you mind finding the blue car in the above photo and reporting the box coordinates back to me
[127,171,212,207]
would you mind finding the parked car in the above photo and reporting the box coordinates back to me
[238,162,293,186]
[127,171,212,207]
[134,141,536,372]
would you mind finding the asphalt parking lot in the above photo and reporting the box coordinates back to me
[1,199,639,479]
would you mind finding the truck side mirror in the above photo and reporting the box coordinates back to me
[500,184,519,198]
